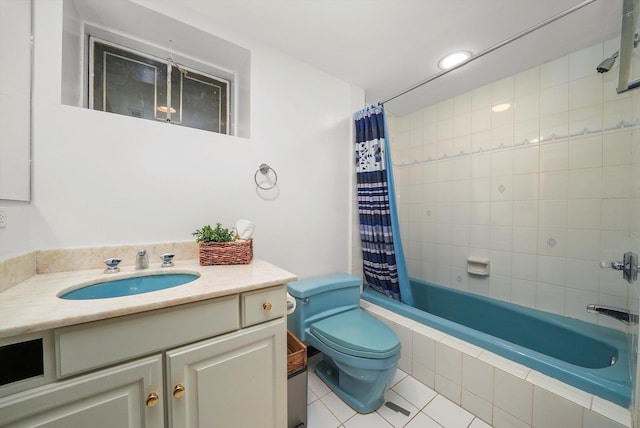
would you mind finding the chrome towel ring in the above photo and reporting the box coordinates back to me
[254,163,278,190]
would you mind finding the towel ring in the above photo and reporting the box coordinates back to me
[254,163,278,190]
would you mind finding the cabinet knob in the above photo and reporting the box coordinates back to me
[145,392,159,407]
[173,383,186,398]
[263,302,272,311]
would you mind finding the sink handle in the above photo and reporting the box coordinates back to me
[160,252,175,267]
[104,257,122,273]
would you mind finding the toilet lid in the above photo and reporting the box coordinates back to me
[311,309,401,359]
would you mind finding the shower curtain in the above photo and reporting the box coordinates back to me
[354,103,413,305]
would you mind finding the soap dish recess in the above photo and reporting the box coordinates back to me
[467,257,490,276]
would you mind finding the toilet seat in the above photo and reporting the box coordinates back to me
[310,309,400,359]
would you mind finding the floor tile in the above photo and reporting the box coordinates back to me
[404,412,443,428]
[469,417,492,428]
[423,395,475,428]
[343,412,393,428]
[308,371,332,398]
[321,392,357,423]
[308,386,318,404]
[308,400,341,428]
[377,390,419,427]
[392,375,438,409]
[390,368,408,387]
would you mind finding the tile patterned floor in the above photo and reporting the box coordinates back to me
[306,354,493,428]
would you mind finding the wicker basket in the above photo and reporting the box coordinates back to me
[198,239,253,265]
[287,330,307,374]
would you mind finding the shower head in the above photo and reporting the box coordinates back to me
[597,51,619,73]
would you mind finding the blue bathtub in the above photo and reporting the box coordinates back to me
[362,278,632,407]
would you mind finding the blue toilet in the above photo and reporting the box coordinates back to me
[287,273,401,413]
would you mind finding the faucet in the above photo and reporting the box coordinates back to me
[586,304,639,325]
[136,249,149,269]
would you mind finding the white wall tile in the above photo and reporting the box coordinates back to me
[512,252,538,281]
[436,342,462,385]
[568,199,601,229]
[532,387,583,428]
[569,135,602,169]
[540,112,569,140]
[513,200,538,227]
[565,258,600,292]
[511,278,536,307]
[536,282,565,314]
[514,67,539,97]
[569,105,603,135]
[462,355,494,401]
[513,228,538,254]
[540,140,569,172]
[491,150,514,176]
[540,56,569,88]
[570,75,603,110]
[603,130,633,166]
[568,168,602,199]
[494,369,533,424]
[602,165,633,198]
[454,92,472,116]
[513,145,540,174]
[434,374,462,404]
[601,198,631,231]
[566,229,601,260]
[513,173,539,200]
[539,200,568,228]
[461,390,493,426]
[493,407,530,428]
[540,170,568,200]
[540,84,569,116]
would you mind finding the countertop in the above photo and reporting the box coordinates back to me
[0,258,297,339]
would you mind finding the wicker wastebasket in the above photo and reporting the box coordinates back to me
[287,330,307,428]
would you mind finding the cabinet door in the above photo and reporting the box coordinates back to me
[0,355,164,428]
[166,318,286,428]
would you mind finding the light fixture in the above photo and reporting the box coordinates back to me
[438,51,471,70]
[157,105,176,114]
[491,103,511,113]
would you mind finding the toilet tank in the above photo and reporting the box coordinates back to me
[287,273,362,342]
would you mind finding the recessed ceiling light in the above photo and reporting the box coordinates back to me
[491,103,511,112]
[438,51,471,70]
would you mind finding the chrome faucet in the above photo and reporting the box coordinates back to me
[586,304,639,325]
[136,249,149,269]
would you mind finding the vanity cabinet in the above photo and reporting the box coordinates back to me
[0,354,164,427]
[0,285,287,428]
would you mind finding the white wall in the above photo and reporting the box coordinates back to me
[14,0,363,279]
[389,39,640,331]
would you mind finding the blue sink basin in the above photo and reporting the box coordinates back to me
[59,273,200,300]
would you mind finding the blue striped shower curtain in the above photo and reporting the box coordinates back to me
[354,103,413,305]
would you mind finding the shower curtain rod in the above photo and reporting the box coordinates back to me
[380,0,598,105]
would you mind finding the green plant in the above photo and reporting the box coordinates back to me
[192,223,236,243]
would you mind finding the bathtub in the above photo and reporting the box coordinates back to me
[362,278,632,408]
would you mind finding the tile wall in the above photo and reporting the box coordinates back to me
[388,39,640,330]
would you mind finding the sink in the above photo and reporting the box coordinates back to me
[59,273,200,300]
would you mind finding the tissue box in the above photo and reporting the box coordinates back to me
[198,239,253,265]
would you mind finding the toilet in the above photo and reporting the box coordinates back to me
[287,273,401,413]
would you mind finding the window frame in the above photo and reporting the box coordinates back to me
[88,36,230,135]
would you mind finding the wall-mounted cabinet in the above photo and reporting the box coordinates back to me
[0,0,31,201]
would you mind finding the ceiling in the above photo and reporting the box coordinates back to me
[151,1,623,116]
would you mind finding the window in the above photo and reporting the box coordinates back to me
[90,38,229,134]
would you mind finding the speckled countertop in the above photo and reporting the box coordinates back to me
[0,259,297,339]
